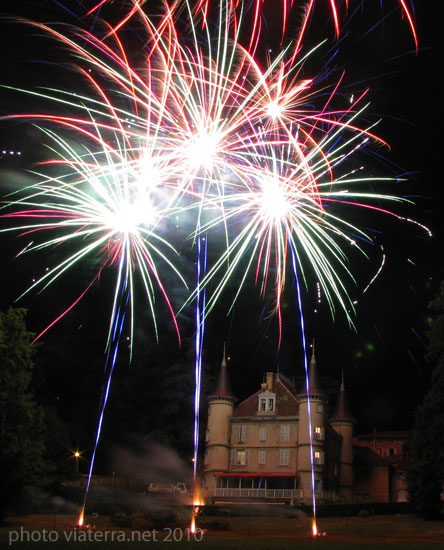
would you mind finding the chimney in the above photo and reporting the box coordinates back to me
[266,372,275,391]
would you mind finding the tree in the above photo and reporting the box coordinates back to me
[0,308,47,516]
[405,282,444,518]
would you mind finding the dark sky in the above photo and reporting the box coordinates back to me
[0,1,443,437]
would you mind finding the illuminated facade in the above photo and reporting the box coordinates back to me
[203,353,354,504]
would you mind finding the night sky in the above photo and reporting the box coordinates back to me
[0,0,443,453]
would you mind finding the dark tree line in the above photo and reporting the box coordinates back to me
[0,305,213,517]
[405,282,444,518]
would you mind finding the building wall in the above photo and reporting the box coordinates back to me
[354,465,390,503]
[229,419,299,472]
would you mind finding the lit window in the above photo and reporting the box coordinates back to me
[279,449,289,466]
[258,451,266,465]
[314,426,324,440]
[232,449,249,466]
[259,427,267,442]
[313,451,324,465]
[280,425,290,442]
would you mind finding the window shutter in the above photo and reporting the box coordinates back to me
[230,449,236,465]
[279,449,289,466]
[280,425,290,441]
[238,425,246,443]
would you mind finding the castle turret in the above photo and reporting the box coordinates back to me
[296,352,327,503]
[203,350,235,495]
[330,372,355,501]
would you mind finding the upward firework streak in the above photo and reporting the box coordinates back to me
[1,0,419,532]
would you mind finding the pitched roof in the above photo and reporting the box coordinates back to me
[233,374,299,418]
[354,445,389,467]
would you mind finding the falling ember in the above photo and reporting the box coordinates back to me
[77,509,84,527]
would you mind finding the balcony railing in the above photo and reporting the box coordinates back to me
[210,488,303,499]
[206,488,337,502]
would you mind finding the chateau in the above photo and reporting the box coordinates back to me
[203,352,408,504]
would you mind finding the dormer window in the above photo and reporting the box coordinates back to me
[257,390,276,413]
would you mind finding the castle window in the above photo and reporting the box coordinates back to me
[279,449,289,466]
[314,426,325,440]
[238,425,246,443]
[259,427,267,442]
[316,404,324,413]
[231,449,249,466]
[206,429,211,442]
[258,450,266,465]
[313,450,324,465]
[280,425,290,442]
[258,390,276,413]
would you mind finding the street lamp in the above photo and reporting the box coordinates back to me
[72,450,81,473]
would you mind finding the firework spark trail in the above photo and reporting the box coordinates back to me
[193,229,207,481]
[79,278,129,526]
[292,251,318,535]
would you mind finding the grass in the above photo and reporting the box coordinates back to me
[1,513,444,549]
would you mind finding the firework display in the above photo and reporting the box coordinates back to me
[1,0,419,531]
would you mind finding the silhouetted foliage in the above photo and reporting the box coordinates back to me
[405,282,444,518]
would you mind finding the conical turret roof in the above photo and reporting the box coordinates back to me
[306,351,325,395]
[210,346,235,400]
[331,372,354,421]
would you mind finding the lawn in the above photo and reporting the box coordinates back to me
[1,513,444,549]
